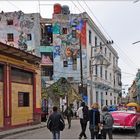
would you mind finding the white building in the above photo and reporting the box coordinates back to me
[82,12,121,107]
[52,5,121,108]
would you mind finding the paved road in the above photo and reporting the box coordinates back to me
[3,119,140,139]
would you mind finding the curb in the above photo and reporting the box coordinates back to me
[0,124,46,139]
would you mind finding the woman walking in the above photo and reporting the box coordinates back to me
[89,103,100,139]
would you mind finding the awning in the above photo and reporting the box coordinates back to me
[0,42,41,64]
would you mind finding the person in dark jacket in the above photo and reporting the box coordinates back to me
[89,103,100,139]
[77,102,89,139]
[101,106,114,139]
[64,106,73,129]
[47,106,65,139]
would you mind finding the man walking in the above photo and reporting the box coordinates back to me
[77,102,89,139]
[101,106,114,139]
[64,106,73,129]
[47,106,65,139]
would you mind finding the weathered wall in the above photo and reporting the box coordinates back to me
[35,69,41,109]
[11,83,33,125]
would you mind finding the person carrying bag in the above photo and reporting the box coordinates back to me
[89,103,100,139]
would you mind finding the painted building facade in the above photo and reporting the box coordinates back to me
[51,4,122,107]
[82,12,122,107]
[129,69,140,104]
[0,42,41,131]
[0,11,40,56]
[0,4,122,109]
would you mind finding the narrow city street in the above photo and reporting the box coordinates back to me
[2,119,140,139]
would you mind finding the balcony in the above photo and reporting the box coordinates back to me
[94,50,110,67]
[93,76,111,90]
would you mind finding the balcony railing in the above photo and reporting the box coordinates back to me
[93,76,111,90]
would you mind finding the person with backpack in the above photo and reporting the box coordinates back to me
[77,102,89,139]
[89,103,100,139]
[47,106,65,139]
[101,106,114,139]
[64,106,73,129]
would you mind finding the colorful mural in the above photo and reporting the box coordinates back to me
[53,13,87,77]
[0,11,39,54]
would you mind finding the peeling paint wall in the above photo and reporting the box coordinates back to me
[53,13,87,82]
[0,11,41,56]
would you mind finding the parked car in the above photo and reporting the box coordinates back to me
[111,103,140,132]
[108,105,117,112]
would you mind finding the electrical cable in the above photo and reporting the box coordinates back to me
[82,0,139,70]
[6,0,20,10]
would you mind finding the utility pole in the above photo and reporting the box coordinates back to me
[79,34,84,100]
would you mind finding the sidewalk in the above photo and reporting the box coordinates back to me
[0,122,47,138]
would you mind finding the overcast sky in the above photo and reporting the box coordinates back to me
[0,0,140,92]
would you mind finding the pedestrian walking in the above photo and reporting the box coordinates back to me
[64,106,73,129]
[77,102,89,139]
[47,106,65,139]
[101,106,114,139]
[89,103,100,139]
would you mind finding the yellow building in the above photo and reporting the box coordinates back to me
[0,42,41,131]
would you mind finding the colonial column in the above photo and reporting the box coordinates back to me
[4,63,11,127]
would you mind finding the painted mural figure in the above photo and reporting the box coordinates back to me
[18,31,28,50]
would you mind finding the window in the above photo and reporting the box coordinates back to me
[105,70,107,80]
[73,58,77,70]
[114,76,115,86]
[106,100,108,106]
[41,66,53,79]
[63,61,68,67]
[110,100,112,105]
[0,65,3,81]
[27,34,32,41]
[106,92,107,95]
[100,66,102,78]
[95,36,97,47]
[101,92,104,106]
[7,20,13,25]
[62,28,67,34]
[110,73,112,81]
[113,57,115,65]
[89,30,92,44]
[11,67,33,84]
[110,93,112,96]
[100,42,102,50]
[72,30,76,38]
[105,47,107,56]
[18,92,29,107]
[114,97,116,104]
[7,33,14,41]
[95,65,98,76]
[96,91,98,103]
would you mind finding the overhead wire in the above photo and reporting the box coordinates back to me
[71,0,83,13]
[6,0,20,11]
[37,1,137,82]
[80,0,139,70]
